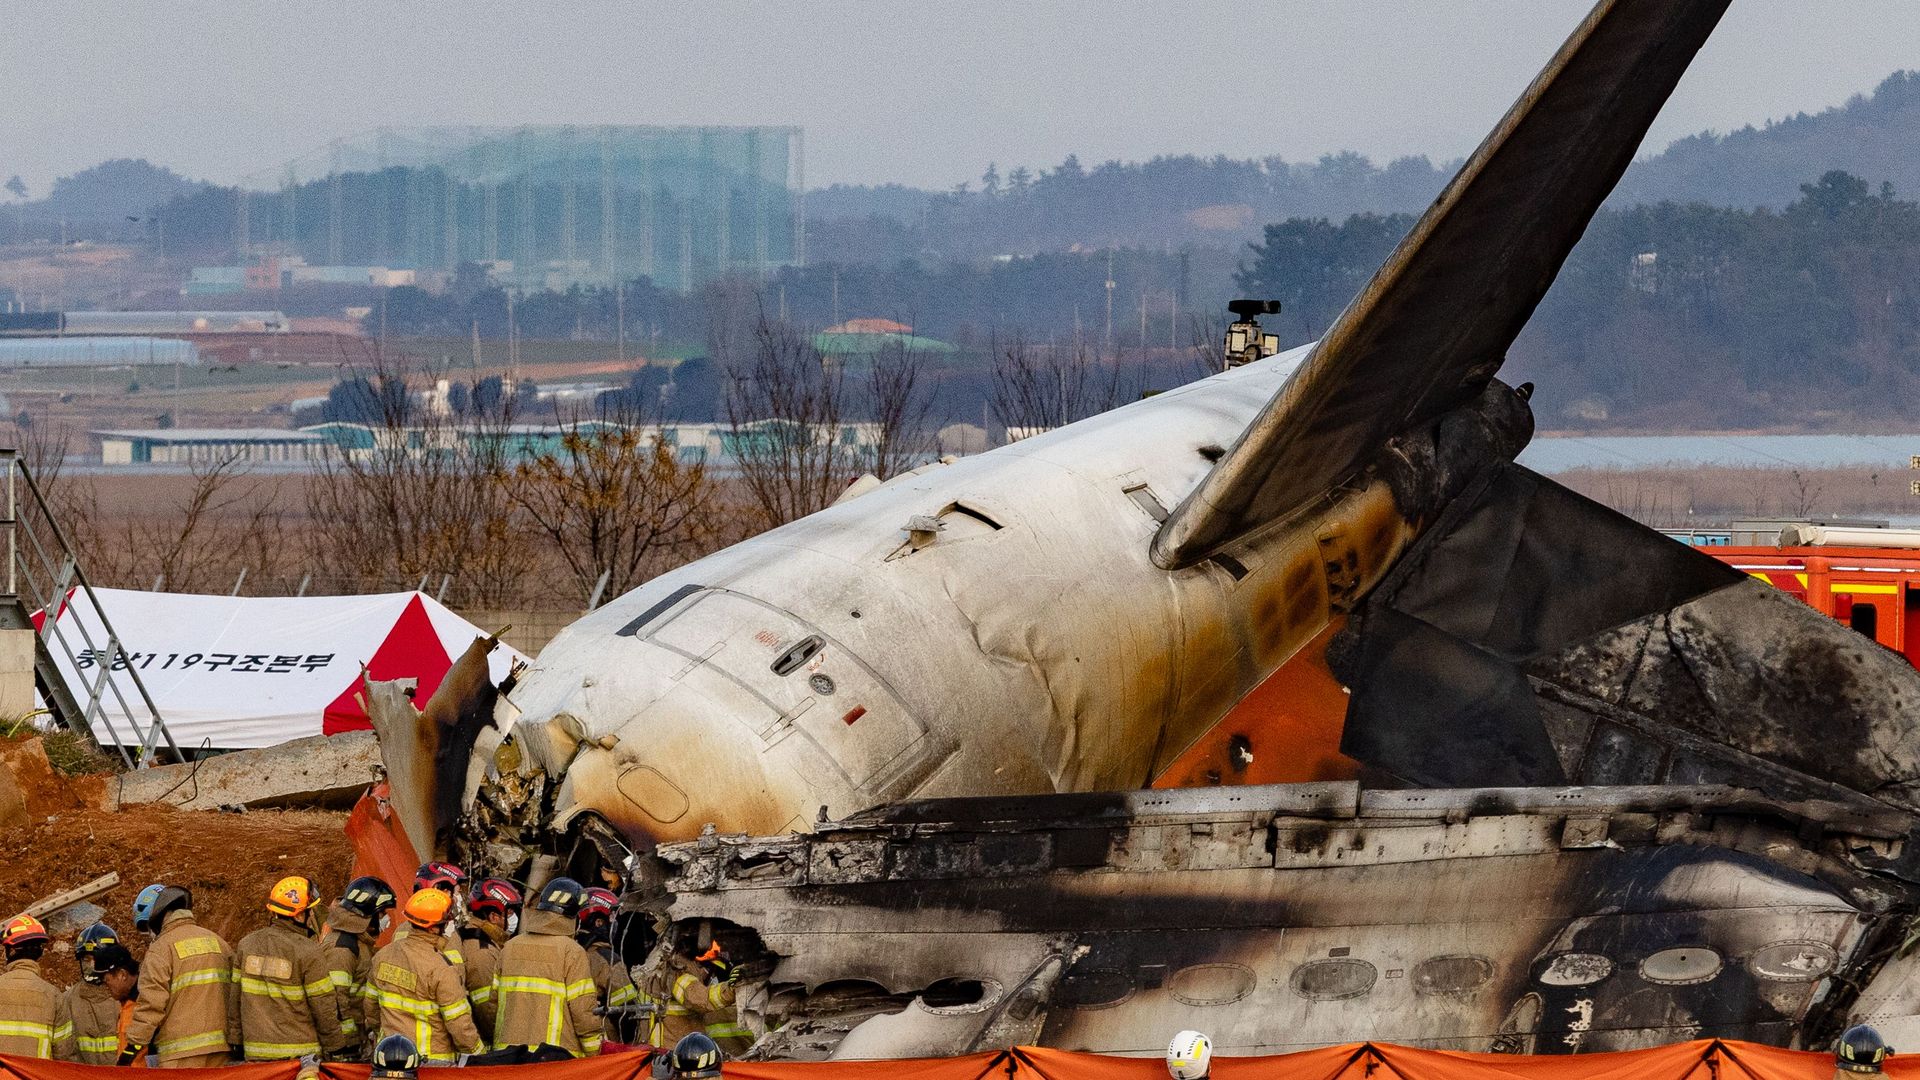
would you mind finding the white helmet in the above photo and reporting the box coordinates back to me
[1167,1030,1212,1079]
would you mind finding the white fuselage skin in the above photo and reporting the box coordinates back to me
[503,344,1419,849]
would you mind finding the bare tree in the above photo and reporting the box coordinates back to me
[724,313,858,526]
[989,333,1145,439]
[856,336,936,480]
[304,349,526,605]
[506,402,725,603]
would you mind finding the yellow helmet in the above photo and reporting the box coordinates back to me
[266,875,319,919]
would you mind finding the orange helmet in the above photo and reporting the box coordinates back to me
[1,915,48,950]
[403,887,455,930]
[266,875,319,919]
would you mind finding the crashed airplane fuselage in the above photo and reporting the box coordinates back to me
[366,0,1920,1058]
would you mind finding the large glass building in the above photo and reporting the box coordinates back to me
[238,126,804,292]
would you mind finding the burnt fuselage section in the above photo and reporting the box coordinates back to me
[654,783,1920,1060]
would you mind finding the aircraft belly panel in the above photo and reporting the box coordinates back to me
[654,783,1913,1059]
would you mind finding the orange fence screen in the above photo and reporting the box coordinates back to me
[0,1038,1880,1079]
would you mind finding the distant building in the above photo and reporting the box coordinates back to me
[813,319,958,363]
[237,125,805,294]
[95,428,325,466]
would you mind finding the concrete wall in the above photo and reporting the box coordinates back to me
[452,609,581,658]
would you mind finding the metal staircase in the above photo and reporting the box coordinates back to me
[0,448,178,766]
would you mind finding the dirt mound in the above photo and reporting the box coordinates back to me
[0,736,108,815]
[0,804,354,983]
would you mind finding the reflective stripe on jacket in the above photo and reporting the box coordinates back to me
[458,921,507,1043]
[231,919,348,1060]
[362,929,479,1062]
[669,968,750,1056]
[61,979,120,1065]
[586,943,644,1044]
[0,958,75,1060]
[319,902,376,1048]
[490,910,601,1057]
[124,910,236,1064]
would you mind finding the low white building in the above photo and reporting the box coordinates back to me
[96,428,326,466]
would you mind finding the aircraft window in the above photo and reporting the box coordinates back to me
[1290,959,1376,1001]
[921,978,1002,1014]
[1054,968,1133,1009]
[1851,602,1880,640]
[1170,963,1256,1006]
[1747,942,1836,982]
[1413,955,1494,996]
[1536,953,1612,987]
[1639,947,1722,986]
[615,584,704,637]
[770,635,825,676]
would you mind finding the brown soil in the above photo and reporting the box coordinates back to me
[0,803,355,984]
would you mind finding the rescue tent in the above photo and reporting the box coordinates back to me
[0,1038,1881,1078]
[39,588,525,749]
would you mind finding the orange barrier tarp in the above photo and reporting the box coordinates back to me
[0,1040,1886,1079]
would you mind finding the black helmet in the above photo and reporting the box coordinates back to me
[78,923,120,956]
[1839,1025,1893,1074]
[668,1032,722,1078]
[370,1034,421,1080]
[340,876,397,920]
[77,923,120,982]
[532,876,585,919]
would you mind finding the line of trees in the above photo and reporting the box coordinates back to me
[1236,170,1920,429]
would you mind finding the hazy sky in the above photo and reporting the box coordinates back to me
[2,1,1917,195]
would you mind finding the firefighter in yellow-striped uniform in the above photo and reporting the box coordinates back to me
[362,889,481,1063]
[320,876,396,1056]
[647,935,751,1057]
[230,876,350,1062]
[490,878,601,1056]
[0,915,75,1060]
[63,923,124,1065]
[457,878,522,1045]
[577,889,643,1045]
[120,884,237,1068]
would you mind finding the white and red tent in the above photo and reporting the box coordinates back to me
[40,588,527,749]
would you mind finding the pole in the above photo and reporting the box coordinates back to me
[616,283,626,364]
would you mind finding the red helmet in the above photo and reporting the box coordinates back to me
[578,887,617,930]
[467,878,524,921]
[414,861,467,894]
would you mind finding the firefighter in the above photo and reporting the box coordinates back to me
[458,878,523,1044]
[654,935,751,1056]
[369,1034,420,1080]
[490,877,601,1057]
[576,888,641,1044]
[65,924,126,1065]
[91,945,142,1063]
[119,885,236,1069]
[230,876,350,1062]
[362,888,480,1063]
[664,1032,723,1079]
[1166,1029,1212,1080]
[1837,1025,1893,1079]
[320,875,395,1055]
[0,915,75,1060]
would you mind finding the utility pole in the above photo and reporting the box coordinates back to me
[615,282,626,364]
[1104,250,1115,352]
